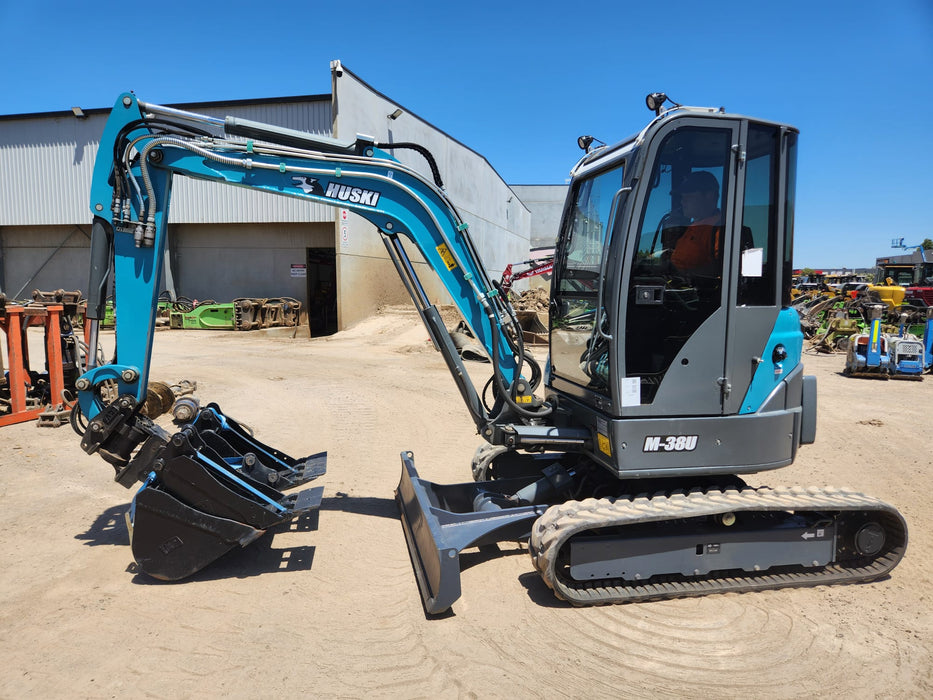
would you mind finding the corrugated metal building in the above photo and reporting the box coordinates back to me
[0,62,566,332]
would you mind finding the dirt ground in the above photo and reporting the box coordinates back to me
[1,307,931,699]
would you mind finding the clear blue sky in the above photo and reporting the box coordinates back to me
[1,0,930,270]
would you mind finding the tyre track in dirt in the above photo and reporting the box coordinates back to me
[445,588,854,698]
[559,599,845,695]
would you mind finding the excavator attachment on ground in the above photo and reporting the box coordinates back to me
[397,452,550,614]
[75,88,907,612]
[80,394,324,580]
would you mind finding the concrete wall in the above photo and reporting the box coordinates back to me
[510,184,568,249]
[330,62,531,328]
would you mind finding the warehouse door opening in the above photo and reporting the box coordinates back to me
[306,247,337,336]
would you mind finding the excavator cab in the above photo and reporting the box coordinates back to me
[549,113,810,478]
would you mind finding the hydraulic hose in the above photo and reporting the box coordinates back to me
[375,142,444,189]
[484,303,552,421]
[120,118,551,425]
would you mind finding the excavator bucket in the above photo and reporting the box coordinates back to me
[81,397,325,580]
[124,427,325,580]
[129,485,264,581]
[191,403,327,489]
[395,452,546,615]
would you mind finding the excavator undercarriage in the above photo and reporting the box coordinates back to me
[530,486,906,606]
[397,452,907,613]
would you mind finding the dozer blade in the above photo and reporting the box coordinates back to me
[395,451,547,615]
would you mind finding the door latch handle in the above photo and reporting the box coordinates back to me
[717,376,732,399]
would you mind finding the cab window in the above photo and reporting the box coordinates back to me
[551,163,625,390]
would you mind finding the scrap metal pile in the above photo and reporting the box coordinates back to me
[795,286,932,379]
[509,288,549,344]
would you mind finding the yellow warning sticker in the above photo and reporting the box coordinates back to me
[436,243,457,271]
[597,433,612,456]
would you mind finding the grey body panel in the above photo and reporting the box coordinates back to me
[570,522,835,580]
[604,409,797,478]
[549,363,808,480]
[722,306,783,413]
[799,374,817,444]
[612,117,740,418]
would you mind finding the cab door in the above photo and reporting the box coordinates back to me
[722,122,795,414]
[619,118,741,417]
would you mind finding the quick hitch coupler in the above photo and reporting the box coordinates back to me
[80,394,155,470]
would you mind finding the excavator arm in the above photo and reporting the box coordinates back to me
[74,93,571,585]
[80,93,538,431]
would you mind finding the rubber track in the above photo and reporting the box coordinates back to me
[529,485,908,606]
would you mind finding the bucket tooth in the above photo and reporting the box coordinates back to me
[283,483,325,513]
[285,452,328,486]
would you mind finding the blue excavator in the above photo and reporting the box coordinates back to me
[74,91,907,614]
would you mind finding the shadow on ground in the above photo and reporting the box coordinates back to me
[76,493,402,583]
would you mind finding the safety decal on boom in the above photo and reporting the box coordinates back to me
[436,243,458,271]
[643,435,698,452]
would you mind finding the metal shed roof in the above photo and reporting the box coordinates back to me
[0,94,336,226]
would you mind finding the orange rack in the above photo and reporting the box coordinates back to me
[0,304,66,427]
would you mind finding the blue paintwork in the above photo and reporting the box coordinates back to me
[893,355,924,375]
[925,315,933,370]
[129,455,286,527]
[739,308,804,414]
[80,95,172,419]
[203,407,292,472]
[866,315,884,368]
[78,93,517,419]
[190,451,287,513]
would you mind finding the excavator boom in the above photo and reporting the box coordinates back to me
[82,94,526,423]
